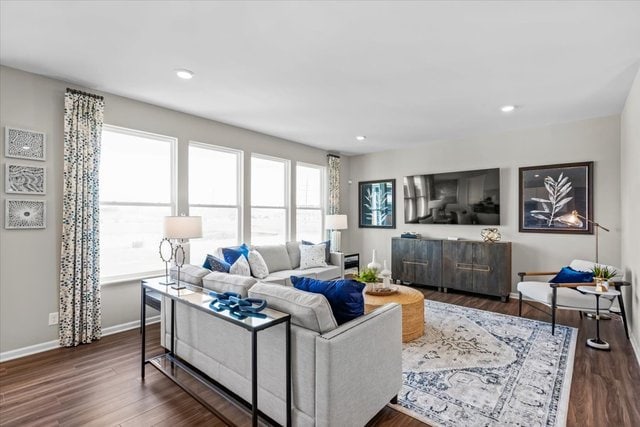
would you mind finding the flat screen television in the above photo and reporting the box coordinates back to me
[403,168,500,225]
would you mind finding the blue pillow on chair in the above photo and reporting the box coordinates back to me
[551,266,594,283]
[302,240,331,263]
[203,254,231,273]
[221,243,250,265]
[291,276,365,325]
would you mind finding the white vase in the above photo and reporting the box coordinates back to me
[380,260,392,277]
[367,250,381,271]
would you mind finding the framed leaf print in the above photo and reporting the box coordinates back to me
[519,161,593,234]
[359,179,396,228]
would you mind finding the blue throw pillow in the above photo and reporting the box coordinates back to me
[551,266,594,283]
[291,276,365,325]
[302,240,331,263]
[203,254,230,273]
[221,243,250,265]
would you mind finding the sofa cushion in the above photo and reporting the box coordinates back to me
[551,266,593,284]
[221,243,250,265]
[202,271,257,297]
[248,282,338,334]
[263,269,316,287]
[305,265,341,281]
[285,241,301,269]
[203,254,230,273]
[300,243,328,270]
[230,255,251,276]
[291,276,365,325]
[254,245,292,273]
[302,240,330,263]
[170,265,211,285]
[248,250,269,279]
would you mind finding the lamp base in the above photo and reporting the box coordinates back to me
[330,230,342,252]
[586,338,610,351]
[171,284,187,290]
[159,278,175,285]
[585,312,611,320]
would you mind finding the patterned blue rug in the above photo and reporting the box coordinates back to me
[391,300,577,427]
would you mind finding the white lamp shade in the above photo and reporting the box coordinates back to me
[325,214,348,230]
[163,216,202,239]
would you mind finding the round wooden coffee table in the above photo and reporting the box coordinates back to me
[364,284,425,342]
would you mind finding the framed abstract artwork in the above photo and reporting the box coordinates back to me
[5,199,46,229]
[359,179,396,228]
[5,163,46,195]
[4,127,46,161]
[519,161,593,234]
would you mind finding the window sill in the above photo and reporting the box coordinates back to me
[101,271,164,287]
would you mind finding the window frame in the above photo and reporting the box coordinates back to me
[99,124,177,284]
[295,161,326,242]
[250,153,291,244]
[188,141,244,259]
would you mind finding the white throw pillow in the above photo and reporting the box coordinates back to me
[299,243,328,270]
[248,250,270,279]
[230,255,251,276]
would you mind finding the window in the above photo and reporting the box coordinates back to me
[189,142,243,264]
[251,154,289,245]
[99,126,176,281]
[296,163,325,242]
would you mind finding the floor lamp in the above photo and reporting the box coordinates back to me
[325,214,348,252]
[163,215,202,290]
[557,210,610,263]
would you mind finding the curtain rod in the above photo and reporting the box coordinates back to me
[66,88,104,100]
[327,153,340,159]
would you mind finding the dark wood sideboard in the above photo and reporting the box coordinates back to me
[391,237,512,302]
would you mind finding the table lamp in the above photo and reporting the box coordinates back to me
[557,210,609,263]
[325,214,348,252]
[163,215,202,289]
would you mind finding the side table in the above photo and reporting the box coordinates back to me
[343,252,360,274]
[577,285,621,351]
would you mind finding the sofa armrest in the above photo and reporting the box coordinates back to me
[329,252,345,278]
[170,264,211,286]
[202,271,257,297]
[315,303,402,426]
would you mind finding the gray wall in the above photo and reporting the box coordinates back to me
[621,68,640,353]
[0,66,347,354]
[346,115,622,289]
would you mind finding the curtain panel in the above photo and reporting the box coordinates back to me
[59,89,104,347]
[327,154,340,214]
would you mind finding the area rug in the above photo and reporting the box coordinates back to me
[390,300,577,427]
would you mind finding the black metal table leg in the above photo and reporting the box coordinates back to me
[141,285,146,379]
[286,319,291,427]
[171,299,175,356]
[252,329,258,427]
[614,284,630,339]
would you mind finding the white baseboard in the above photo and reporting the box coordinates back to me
[630,331,640,369]
[0,316,160,363]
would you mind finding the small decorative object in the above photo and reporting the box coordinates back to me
[208,291,268,319]
[400,232,420,239]
[380,260,392,288]
[5,199,45,229]
[367,249,382,271]
[519,162,593,234]
[592,264,617,292]
[480,228,501,243]
[158,238,174,285]
[163,215,203,290]
[5,163,46,194]
[325,214,348,252]
[5,127,46,161]
[356,267,380,292]
[359,179,396,228]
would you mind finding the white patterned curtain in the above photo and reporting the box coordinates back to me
[328,154,340,214]
[59,89,104,347]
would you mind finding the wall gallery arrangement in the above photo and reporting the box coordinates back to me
[3,126,47,229]
[359,179,396,229]
[519,161,593,234]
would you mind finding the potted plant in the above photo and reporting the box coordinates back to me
[356,267,379,291]
[591,264,617,292]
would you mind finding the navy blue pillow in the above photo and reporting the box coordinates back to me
[291,276,365,325]
[551,266,594,283]
[203,254,230,273]
[302,240,331,263]
[221,243,250,265]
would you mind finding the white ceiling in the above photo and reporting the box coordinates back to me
[1,1,639,155]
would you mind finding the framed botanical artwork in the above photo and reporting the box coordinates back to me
[5,163,46,195]
[519,161,593,234]
[5,199,46,229]
[359,179,396,228]
[4,127,46,161]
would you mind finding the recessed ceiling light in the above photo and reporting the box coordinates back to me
[356,135,366,141]
[175,69,194,80]
[500,105,516,113]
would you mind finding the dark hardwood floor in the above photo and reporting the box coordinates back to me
[1,289,638,426]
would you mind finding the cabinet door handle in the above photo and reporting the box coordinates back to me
[473,264,492,272]
[455,262,474,271]
[403,259,429,267]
